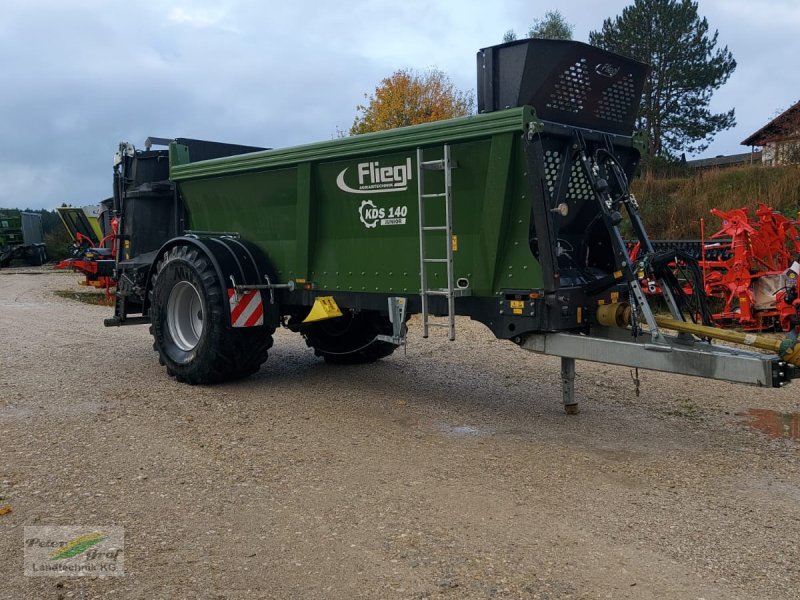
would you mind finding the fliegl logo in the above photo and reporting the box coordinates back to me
[595,62,621,78]
[336,158,413,194]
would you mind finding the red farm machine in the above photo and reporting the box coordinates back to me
[703,204,800,332]
[629,204,800,333]
[55,202,118,293]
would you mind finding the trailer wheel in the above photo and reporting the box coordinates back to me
[28,247,44,266]
[149,245,274,384]
[302,310,397,364]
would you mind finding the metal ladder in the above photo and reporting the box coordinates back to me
[416,145,469,341]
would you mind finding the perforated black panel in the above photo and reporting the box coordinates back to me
[596,74,638,125]
[547,59,590,114]
[543,150,561,196]
[477,39,649,135]
[566,163,593,201]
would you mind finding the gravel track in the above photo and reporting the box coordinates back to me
[1,269,799,599]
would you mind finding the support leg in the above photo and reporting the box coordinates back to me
[561,356,578,415]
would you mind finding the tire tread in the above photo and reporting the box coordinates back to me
[149,245,275,384]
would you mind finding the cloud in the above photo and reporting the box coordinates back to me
[168,7,221,28]
[167,5,239,33]
[0,163,73,209]
[1,0,798,209]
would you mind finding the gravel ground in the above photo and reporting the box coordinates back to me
[1,268,799,600]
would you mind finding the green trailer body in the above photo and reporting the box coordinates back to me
[102,38,797,407]
[171,108,541,300]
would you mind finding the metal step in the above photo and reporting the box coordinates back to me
[426,288,472,297]
[421,159,445,170]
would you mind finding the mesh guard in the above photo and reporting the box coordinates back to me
[477,39,649,136]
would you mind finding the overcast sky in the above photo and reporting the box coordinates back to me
[3,0,798,210]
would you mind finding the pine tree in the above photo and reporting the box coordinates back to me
[590,0,736,161]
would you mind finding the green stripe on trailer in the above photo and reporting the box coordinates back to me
[169,108,535,179]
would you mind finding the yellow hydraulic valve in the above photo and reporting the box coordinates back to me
[596,303,800,368]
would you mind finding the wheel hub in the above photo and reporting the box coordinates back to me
[166,281,204,351]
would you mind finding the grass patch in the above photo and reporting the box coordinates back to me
[54,289,114,307]
[630,164,800,239]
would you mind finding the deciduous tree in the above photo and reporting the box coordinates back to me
[589,0,736,161]
[350,68,474,135]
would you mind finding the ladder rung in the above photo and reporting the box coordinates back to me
[421,160,445,170]
[424,288,471,297]
[418,144,457,341]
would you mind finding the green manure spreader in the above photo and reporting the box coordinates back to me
[103,39,799,411]
[0,208,46,267]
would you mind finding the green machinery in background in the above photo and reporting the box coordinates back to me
[0,208,46,268]
[100,39,797,411]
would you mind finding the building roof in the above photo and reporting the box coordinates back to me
[742,101,800,146]
[686,151,761,169]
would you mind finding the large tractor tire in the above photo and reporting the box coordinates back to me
[149,245,274,384]
[302,310,397,364]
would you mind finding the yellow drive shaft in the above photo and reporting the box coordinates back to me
[596,303,800,367]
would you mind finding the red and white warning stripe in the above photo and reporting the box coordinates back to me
[227,289,264,328]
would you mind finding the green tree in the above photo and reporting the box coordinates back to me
[350,68,474,135]
[503,10,573,43]
[589,0,736,161]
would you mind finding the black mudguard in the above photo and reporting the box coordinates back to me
[143,235,280,328]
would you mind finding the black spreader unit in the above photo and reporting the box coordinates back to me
[477,39,648,136]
